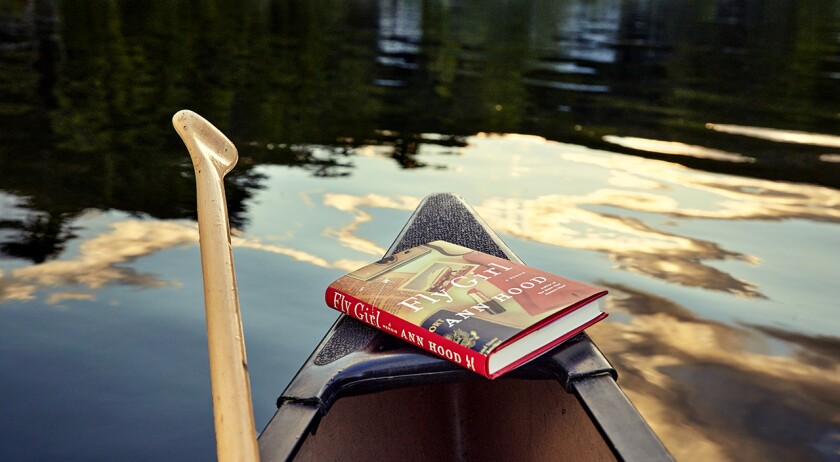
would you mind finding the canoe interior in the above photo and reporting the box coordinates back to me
[293,378,616,461]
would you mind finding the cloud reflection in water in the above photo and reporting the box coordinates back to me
[706,123,840,149]
[603,135,756,163]
[476,193,764,297]
[0,218,369,304]
[322,193,420,256]
[469,144,839,298]
[2,220,197,304]
[591,285,840,461]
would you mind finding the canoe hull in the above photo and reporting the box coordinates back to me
[258,193,672,461]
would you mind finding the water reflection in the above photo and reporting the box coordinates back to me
[0,215,373,305]
[591,285,840,461]
[0,212,78,263]
[323,193,420,256]
[231,236,367,273]
[2,0,838,263]
[558,149,840,222]
[602,135,756,163]
[1,219,196,303]
[478,192,763,297]
[15,133,836,305]
[466,135,839,297]
[707,124,840,149]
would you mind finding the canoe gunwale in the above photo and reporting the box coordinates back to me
[257,193,672,462]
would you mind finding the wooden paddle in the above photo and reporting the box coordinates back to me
[173,110,260,462]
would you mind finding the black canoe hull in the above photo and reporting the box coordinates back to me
[258,193,672,461]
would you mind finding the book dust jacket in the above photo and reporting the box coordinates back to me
[326,241,607,377]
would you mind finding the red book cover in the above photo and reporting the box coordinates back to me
[325,241,608,379]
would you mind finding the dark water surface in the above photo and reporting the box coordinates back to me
[1,1,839,461]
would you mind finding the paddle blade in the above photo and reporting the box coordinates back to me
[173,110,238,177]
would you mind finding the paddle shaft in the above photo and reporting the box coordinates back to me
[173,110,260,462]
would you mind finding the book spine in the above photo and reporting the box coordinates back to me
[325,286,490,378]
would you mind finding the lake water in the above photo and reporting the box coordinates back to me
[1,1,839,461]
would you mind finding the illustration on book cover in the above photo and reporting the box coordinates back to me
[327,240,606,358]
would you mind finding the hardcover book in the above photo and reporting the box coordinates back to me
[324,240,608,379]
